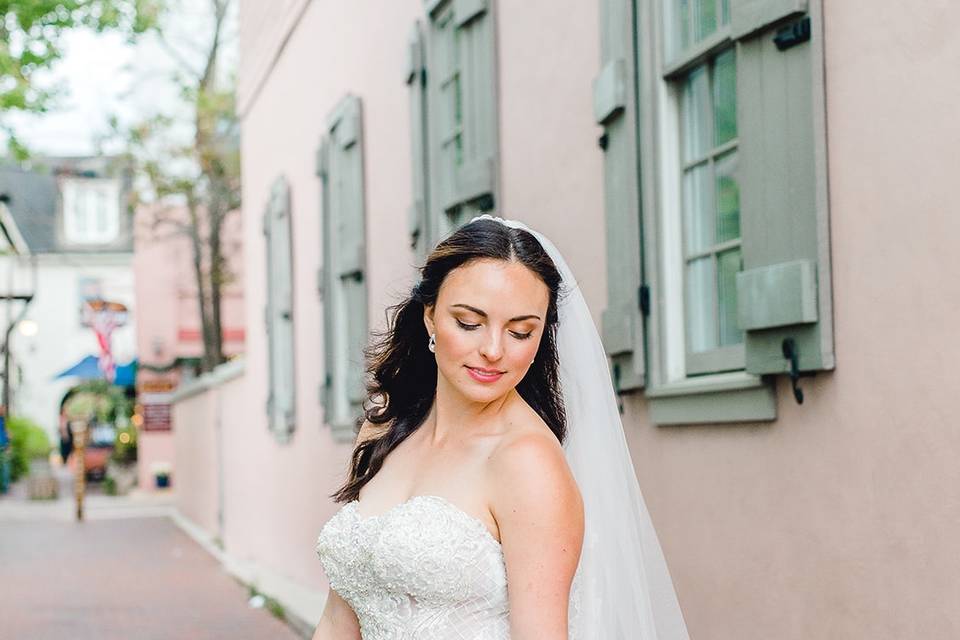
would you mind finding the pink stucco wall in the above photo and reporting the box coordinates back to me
[229,0,429,590]
[135,430,175,493]
[170,0,960,636]
[172,386,219,534]
[133,202,245,493]
[497,0,606,321]
[616,3,960,638]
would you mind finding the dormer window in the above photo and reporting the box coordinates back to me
[63,177,120,244]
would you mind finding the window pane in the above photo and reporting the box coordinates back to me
[683,163,713,253]
[76,190,90,233]
[694,0,717,42]
[678,0,691,51]
[714,149,740,243]
[682,65,711,162]
[95,190,108,233]
[717,247,742,346]
[720,0,730,25]
[454,73,462,126]
[713,48,736,145]
[686,256,716,353]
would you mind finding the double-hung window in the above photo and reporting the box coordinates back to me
[596,0,834,424]
[667,3,743,375]
[62,178,120,245]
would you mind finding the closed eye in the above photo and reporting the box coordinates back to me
[456,319,480,331]
[456,319,533,340]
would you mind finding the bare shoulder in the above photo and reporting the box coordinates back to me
[488,417,584,542]
[487,417,584,636]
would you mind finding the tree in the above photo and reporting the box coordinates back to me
[0,0,160,159]
[105,0,240,373]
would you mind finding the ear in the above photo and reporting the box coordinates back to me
[423,303,436,336]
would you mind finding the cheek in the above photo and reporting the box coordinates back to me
[436,324,473,358]
[511,339,539,365]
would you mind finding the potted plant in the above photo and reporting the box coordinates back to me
[151,461,171,488]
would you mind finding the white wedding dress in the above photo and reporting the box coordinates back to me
[315,494,580,639]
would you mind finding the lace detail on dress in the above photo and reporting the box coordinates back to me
[316,495,510,639]
[316,495,582,639]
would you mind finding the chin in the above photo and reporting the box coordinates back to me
[461,377,519,402]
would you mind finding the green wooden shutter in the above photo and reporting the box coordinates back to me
[424,0,497,244]
[320,95,368,440]
[451,0,495,211]
[733,4,834,376]
[316,137,335,422]
[595,0,646,392]
[264,176,295,441]
[335,98,368,416]
[406,20,429,259]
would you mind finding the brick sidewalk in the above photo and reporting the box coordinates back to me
[0,515,304,639]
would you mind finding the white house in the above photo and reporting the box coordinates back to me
[0,158,136,443]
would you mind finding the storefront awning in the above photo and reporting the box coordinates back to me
[52,355,137,387]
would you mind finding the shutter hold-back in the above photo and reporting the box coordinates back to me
[781,337,812,405]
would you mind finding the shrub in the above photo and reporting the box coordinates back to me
[111,424,138,464]
[7,416,51,481]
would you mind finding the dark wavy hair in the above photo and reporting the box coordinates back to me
[331,218,568,503]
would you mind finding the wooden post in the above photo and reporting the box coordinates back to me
[73,420,87,522]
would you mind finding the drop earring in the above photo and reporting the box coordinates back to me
[428,333,436,353]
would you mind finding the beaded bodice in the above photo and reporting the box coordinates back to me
[315,495,511,639]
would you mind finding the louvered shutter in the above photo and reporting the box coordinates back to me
[320,95,369,440]
[406,20,430,258]
[424,0,497,243]
[595,0,646,391]
[264,176,295,441]
[732,3,834,377]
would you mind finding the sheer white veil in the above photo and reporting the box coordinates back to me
[470,214,690,640]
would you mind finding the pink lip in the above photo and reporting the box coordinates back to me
[465,366,505,382]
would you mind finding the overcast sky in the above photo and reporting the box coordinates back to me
[4,29,137,156]
[4,0,238,158]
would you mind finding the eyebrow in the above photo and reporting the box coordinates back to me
[449,303,541,322]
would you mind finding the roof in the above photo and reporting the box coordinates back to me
[0,165,59,253]
[0,157,133,254]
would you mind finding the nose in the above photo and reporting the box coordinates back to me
[478,329,504,362]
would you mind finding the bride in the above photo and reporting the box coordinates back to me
[314,215,689,639]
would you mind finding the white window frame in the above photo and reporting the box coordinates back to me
[653,0,746,384]
[62,178,120,245]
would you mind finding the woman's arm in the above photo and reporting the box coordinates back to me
[311,587,361,640]
[314,421,381,639]
[489,431,585,640]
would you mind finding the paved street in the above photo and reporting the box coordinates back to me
[0,475,303,640]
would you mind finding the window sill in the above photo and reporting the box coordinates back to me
[646,371,776,425]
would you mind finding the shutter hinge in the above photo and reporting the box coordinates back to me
[774,16,811,51]
[638,285,650,317]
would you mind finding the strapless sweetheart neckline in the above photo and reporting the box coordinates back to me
[317,491,584,638]
[348,494,503,548]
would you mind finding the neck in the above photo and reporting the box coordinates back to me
[427,374,515,446]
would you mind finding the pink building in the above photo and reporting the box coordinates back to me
[133,203,245,492]
[170,1,960,637]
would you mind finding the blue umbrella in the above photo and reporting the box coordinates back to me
[53,355,137,387]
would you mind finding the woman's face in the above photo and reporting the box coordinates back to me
[424,258,550,403]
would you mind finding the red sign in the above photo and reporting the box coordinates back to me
[139,381,176,431]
